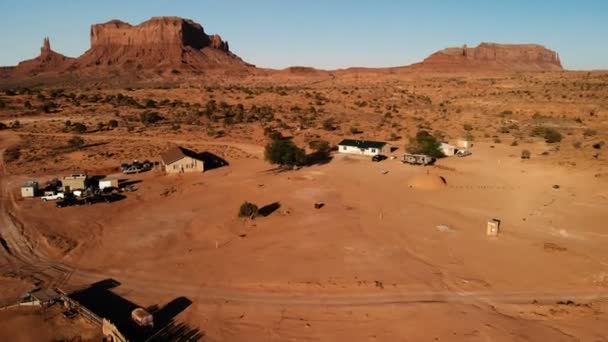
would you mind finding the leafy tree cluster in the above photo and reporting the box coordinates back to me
[264,139,306,167]
[405,130,445,158]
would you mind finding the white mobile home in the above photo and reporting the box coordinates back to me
[337,139,390,156]
[21,181,38,198]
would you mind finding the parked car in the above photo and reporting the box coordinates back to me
[56,196,83,208]
[456,150,472,157]
[123,165,142,174]
[41,192,64,201]
[371,154,388,162]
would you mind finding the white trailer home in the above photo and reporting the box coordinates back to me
[440,143,458,157]
[337,139,390,156]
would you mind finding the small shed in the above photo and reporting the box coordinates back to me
[62,174,88,192]
[337,139,390,156]
[99,177,119,190]
[21,181,38,198]
[487,219,501,237]
[440,143,457,157]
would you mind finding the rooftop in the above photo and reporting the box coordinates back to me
[160,146,203,165]
[338,139,388,149]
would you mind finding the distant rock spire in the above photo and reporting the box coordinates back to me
[41,37,51,57]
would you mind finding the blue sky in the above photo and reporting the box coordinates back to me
[1,0,607,69]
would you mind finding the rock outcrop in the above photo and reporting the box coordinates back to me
[13,37,74,75]
[76,16,249,71]
[416,43,562,72]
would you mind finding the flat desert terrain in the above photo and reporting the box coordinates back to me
[0,70,607,341]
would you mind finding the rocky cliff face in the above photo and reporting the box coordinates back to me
[78,16,248,70]
[417,43,562,71]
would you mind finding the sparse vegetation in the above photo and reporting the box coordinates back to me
[67,136,85,149]
[530,126,562,143]
[140,111,163,124]
[521,150,531,159]
[264,139,306,167]
[238,201,259,218]
[406,130,445,158]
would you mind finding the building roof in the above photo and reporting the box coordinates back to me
[338,139,388,149]
[160,146,203,165]
[22,180,38,187]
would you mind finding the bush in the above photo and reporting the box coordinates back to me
[0,122,6,130]
[144,99,157,108]
[583,129,597,137]
[349,126,362,134]
[67,136,85,149]
[3,145,20,162]
[41,101,57,113]
[521,150,531,159]
[108,119,119,128]
[405,130,445,158]
[238,201,258,218]
[140,111,163,124]
[71,122,87,133]
[510,140,519,146]
[322,118,335,131]
[573,141,582,149]
[0,99,6,109]
[463,123,473,131]
[264,139,306,167]
[24,100,32,109]
[308,140,331,154]
[530,126,562,143]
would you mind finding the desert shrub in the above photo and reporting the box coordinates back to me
[322,118,335,131]
[349,126,362,134]
[41,101,57,113]
[71,122,87,133]
[238,201,259,218]
[140,111,163,124]
[521,150,531,159]
[264,139,306,167]
[308,139,331,154]
[4,145,20,162]
[0,122,6,130]
[463,123,473,131]
[583,129,597,137]
[573,141,582,149]
[0,99,6,109]
[67,136,85,149]
[108,119,119,128]
[405,130,445,158]
[4,89,16,96]
[10,120,20,128]
[510,140,519,146]
[24,100,32,109]
[494,138,501,143]
[530,126,562,143]
[388,132,399,141]
[144,99,157,108]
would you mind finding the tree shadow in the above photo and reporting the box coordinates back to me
[258,202,281,217]
[66,279,200,341]
[304,151,333,166]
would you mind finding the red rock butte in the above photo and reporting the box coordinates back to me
[416,43,563,72]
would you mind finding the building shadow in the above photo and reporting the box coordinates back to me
[258,202,281,217]
[67,279,200,341]
[198,151,229,171]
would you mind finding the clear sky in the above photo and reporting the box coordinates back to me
[1,0,607,70]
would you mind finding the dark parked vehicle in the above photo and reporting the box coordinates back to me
[84,192,125,205]
[56,195,83,208]
[371,154,388,162]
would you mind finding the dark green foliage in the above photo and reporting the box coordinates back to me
[70,122,87,133]
[68,136,85,149]
[140,111,163,124]
[530,126,562,143]
[405,130,445,158]
[3,145,20,162]
[238,201,259,218]
[308,140,331,154]
[264,139,306,167]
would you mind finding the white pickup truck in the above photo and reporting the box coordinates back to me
[41,192,64,201]
[41,190,83,201]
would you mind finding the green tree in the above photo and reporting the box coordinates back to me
[264,139,306,167]
[238,201,259,218]
[68,136,85,149]
[140,111,163,124]
[405,130,445,158]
